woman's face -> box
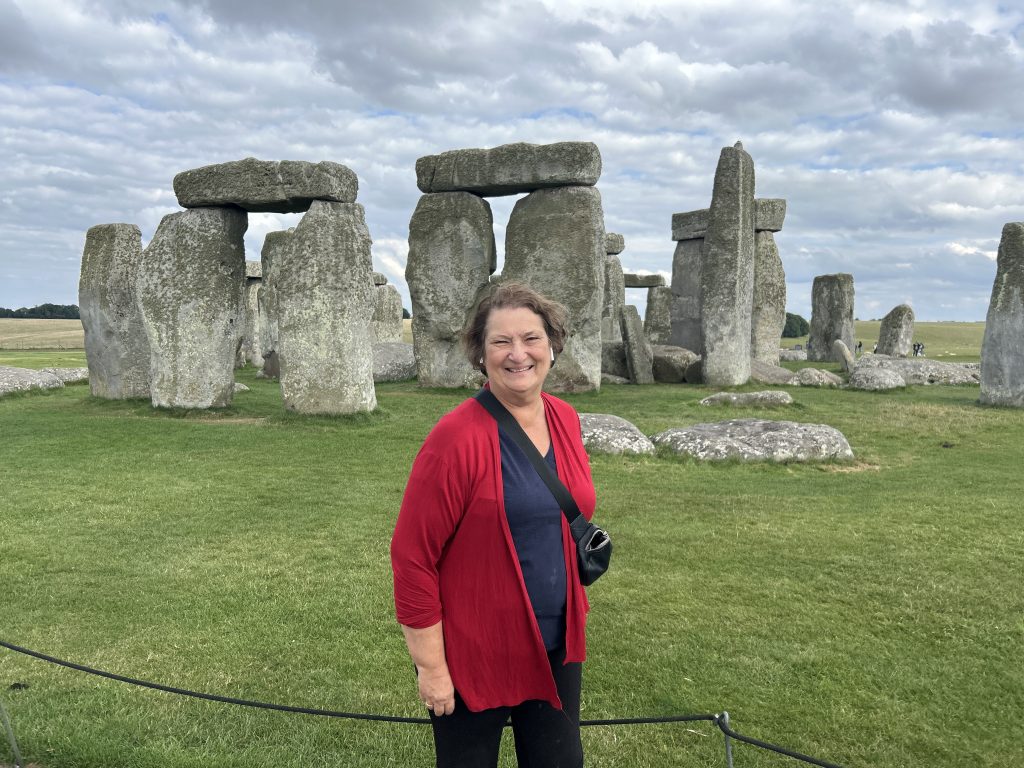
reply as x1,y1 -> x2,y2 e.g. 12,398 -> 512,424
482,306 -> 552,405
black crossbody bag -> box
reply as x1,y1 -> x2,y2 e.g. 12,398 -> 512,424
474,388 -> 611,586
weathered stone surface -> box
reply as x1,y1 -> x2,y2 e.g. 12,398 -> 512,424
233,382 -> 250,393
602,255 -> 625,343
276,201 -> 377,414
371,284 -> 404,343
601,341 -> 630,379
754,199 -> 787,232
876,304 -> 915,357
601,372 -> 630,385
651,345 -> 700,383
856,355 -> 979,386
669,238 -> 703,352
40,367 -> 89,384
416,141 -> 601,196
237,263 -> 263,368
137,208 -> 247,409
644,286 -> 672,344
808,273 -> 855,362
701,143 -> 755,386
651,418 -> 853,462
832,339 -> 856,373
847,366 -> 906,391
79,223 -> 150,399
749,358 -> 799,386
258,229 -> 291,379
173,158 -> 358,213
671,208 -> 709,241
794,368 -> 843,387
373,342 -> 417,382
620,305 -> 654,384
245,261 -> 262,279
373,271 -> 388,286
623,273 -> 665,288
779,348 -> 807,362
981,225 -> 1024,406
700,390 -> 793,407
604,233 -> 625,255
579,413 -> 656,455
751,231 -> 786,365
407,192 -> 496,388
0,366 -> 64,397
503,186 -> 605,392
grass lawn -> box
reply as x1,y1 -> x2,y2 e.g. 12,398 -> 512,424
1,355 -> 1022,768
783,321 -> 985,363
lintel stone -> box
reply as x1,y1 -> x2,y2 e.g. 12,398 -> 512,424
623,273 -> 665,288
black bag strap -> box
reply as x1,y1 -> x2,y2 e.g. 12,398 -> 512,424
473,389 -> 583,527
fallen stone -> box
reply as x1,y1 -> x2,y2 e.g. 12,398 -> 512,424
233,382 -> 250,393
604,233 -> 625,255
981,222 -> 1024,407
601,372 -> 630,385
0,366 -> 64,397
876,304 -> 915,357
623,273 -> 665,288
78,223 -> 150,399
407,192 -> 496,388
373,342 -> 417,382
416,141 -> 601,196
855,355 -> 979,386
794,368 -> 843,387
644,285 -> 673,344
778,348 -> 807,362
671,208 -> 709,241
754,199 -> 787,232
651,345 -> 700,383
173,158 -> 358,213
832,339 -> 856,373
503,186 -> 605,392
751,230 -> 786,366
749,358 -> 799,386
700,390 -> 793,407
808,273 -> 855,362
620,305 -> 654,384
651,418 -> 853,462
40,367 -> 89,384
847,367 -> 906,391
579,413 -> 656,455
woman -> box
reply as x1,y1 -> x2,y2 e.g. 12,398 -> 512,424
391,282 -> 596,768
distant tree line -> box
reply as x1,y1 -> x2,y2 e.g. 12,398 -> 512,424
782,312 -> 809,338
0,303 -> 80,319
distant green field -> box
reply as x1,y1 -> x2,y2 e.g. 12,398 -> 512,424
784,321 -> 985,362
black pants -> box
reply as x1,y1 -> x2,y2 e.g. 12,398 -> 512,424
429,648 -> 583,768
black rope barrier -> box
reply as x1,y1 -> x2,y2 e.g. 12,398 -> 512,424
0,639 -> 844,767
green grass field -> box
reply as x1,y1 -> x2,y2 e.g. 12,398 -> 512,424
783,321 -> 985,362
2,349 -> 1022,768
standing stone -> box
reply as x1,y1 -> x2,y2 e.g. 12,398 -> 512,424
503,186 -> 605,392
137,208 -> 247,408
700,143 -> 755,386
832,339 -> 856,373
602,255 -> 625,343
78,223 -> 150,399
276,201 -> 377,414
980,223 -> 1024,407
808,273 -> 855,362
750,231 -> 787,365
258,229 -> 290,379
407,192 -> 496,387
237,261 -> 263,368
620,306 -> 654,384
644,286 -> 672,344
371,284 -> 404,343
876,304 -> 915,357
670,237 -> 703,352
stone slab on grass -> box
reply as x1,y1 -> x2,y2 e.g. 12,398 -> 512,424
855,355 -> 979,386
847,366 -> 906,391
651,418 -> 853,462
579,413 -> 655,455
700,390 -> 793,407
0,366 -> 64,396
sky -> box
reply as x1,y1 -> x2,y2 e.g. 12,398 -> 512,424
1,0 -> 1022,322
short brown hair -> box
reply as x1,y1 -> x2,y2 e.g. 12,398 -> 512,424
463,281 -> 569,373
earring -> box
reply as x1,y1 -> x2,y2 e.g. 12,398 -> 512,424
550,348 -> 555,362
479,358 -> 484,365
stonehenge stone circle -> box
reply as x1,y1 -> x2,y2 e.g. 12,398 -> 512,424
832,339 -> 856,373
750,229 -> 786,365
808,273 -> 855,362
600,339 -> 630,380
373,342 -> 417,383
749,358 -> 799,386
173,158 -> 358,213
604,232 -> 625,255
876,304 -> 915,357
275,201 -> 377,414
669,236 -> 703,353
847,366 -> 906,391
754,199 -> 786,232
416,141 -> 601,196
503,185 -> 605,392
258,229 -> 290,379
623,273 -> 665,288
619,305 -> 654,384
371,283 -> 404,343
578,413 -> 656,455
137,207 -> 248,409
980,225 -> 1024,406
857,355 -> 979,386
407,192 -> 496,387
651,419 -> 853,462
644,285 -> 673,344
700,390 -> 793,407
237,260 -> 263,368
671,209 -> 709,241
700,142 -> 755,386
602,255 -> 626,343
79,223 -> 150,399
651,345 -> 700,383
793,368 -> 843,387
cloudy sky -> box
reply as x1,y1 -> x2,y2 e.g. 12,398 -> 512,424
2,0 -> 1022,321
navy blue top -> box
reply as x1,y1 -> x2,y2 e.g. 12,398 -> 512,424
499,426 -> 567,651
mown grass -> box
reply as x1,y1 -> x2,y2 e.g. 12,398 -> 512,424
784,321 -> 985,362
2,357 -> 1022,767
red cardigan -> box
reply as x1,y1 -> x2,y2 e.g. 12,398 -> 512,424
391,391 -> 596,712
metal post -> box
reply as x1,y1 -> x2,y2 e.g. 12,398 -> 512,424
0,697 -> 23,768
721,711 -> 734,768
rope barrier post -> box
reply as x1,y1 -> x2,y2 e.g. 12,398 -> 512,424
720,712 -> 734,768
0,696 -> 23,768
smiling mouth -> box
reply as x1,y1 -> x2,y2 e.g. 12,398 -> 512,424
505,365 -> 534,373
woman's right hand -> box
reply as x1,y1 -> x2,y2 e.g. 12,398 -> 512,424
418,664 -> 456,716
